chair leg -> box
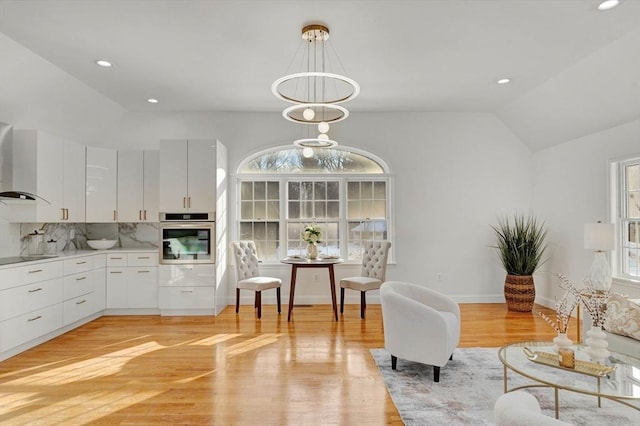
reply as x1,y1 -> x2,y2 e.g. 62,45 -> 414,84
235,288 -> 240,313
256,291 -> 262,319
340,288 -> 345,313
276,287 -> 281,314
433,366 -> 440,382
391,355 -> 397,370
450,353 -> 453,361
360,291 -> 366,319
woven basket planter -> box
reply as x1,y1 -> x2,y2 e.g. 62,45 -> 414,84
504,274 -> 535,312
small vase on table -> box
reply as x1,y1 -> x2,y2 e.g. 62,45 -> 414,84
552,332 -> 572,353
306,243 -> 318,259
585,325 -> 610,364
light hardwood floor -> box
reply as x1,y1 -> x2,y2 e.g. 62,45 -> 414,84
0,303 -> 577,425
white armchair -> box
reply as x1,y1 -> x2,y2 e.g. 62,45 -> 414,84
230,241 -> 281,319
380,281 -> 460,382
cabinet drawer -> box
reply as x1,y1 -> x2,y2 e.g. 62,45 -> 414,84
106,254 -> 127,267
0,278 -> 63,321
0,260 -> 63,291
63,270 -> 96,300
159,264 -> 215,287
127,252 -> 157,267
63,256 -> 94,275
159,286 -> 214,310
0,303 -> 63,352
63,292 -> 98,326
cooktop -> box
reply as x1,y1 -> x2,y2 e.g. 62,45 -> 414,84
0,256 -> 58,266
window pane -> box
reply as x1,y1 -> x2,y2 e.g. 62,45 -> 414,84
315,201 -> 326,218
241,182 -> 252,200
254,222 -> 266,240
267,182 -> 279,199
347,182 -> 359,199
301,201 -> 313,219
361,181 -> 373,200
288,182 -> 300,200
327,182 -> 339,199
240,222 -> 253,240
301,182 -> 313,200
288,201 -> 300,219
241,201 -> 253,220
348,200 -> 360,219
254,181 -> 266,200
266,222 -> 279,240
314,181 -> 326,199
327,201 -> 340,218
628,192 -> 640,218
374,181 -> 386,199
267,201 -> 279,220
373,200 -> 386,218
255,201 -> 266,220
626,164 -> 639,191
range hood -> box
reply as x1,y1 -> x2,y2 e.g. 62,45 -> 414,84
0,121 -> 49,205
0,190 -> 50,203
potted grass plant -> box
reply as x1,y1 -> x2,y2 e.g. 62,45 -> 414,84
492,214 -> 548,312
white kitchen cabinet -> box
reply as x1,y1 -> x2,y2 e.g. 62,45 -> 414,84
86,146 -> 117,222
117,150 -> 159,222
62,254 -> 106,326
106,251 -> 158,312
158,263 -> 216,315
159,139 -> 216,212
10,130 -> 85,222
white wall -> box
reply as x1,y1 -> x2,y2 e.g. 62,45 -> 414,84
532,119 -> 640,306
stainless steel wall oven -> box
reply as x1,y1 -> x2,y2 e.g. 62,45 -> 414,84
159,212 -> 215,264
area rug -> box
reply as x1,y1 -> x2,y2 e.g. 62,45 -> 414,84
371,348 -> 640,425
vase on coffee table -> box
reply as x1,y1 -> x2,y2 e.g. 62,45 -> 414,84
585,325 -> 610,364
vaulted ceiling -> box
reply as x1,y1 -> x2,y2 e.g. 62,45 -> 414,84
0,0 -> 638,151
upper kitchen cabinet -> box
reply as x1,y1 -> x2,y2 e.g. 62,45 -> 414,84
159,140 -> 216,212
117,150 -> 159,222
11,130 -> 85,222
86,147 -> 117,222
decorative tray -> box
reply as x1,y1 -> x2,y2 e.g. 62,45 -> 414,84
522,347 -> 616,377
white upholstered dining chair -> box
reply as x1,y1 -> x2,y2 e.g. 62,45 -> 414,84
380,281 -> 460,382
340,240 -> 391,319
230,241 -> 281,319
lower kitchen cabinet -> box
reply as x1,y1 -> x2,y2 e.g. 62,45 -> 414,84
158,264 -> 216,315
106,251 -> 158,313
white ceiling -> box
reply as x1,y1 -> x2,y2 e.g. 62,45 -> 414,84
1,0 -> 639,150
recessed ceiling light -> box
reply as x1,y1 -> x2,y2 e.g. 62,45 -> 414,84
497,78 -> 511,85
598,0 -> 620,10
96,60 -> 112,67
147,98 -> 159,104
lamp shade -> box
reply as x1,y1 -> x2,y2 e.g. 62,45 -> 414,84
584,222 -> 615,251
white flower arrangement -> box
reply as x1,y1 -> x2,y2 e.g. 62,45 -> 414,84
302,224 -> 321,244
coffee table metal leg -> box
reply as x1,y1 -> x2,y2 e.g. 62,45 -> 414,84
554,387 -> 559,419
503,365 -> 507,393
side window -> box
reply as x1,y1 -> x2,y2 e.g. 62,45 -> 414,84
619,159 -> 640,278
239,180 -> 280,261
346,181 -> 388,260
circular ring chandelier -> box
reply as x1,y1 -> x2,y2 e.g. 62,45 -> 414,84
293,138 -> 338,149
282,103 -> 349,124
271,71 -> 360,105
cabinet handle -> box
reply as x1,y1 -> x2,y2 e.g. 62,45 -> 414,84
28,287 -> 43,293
65,208 -> 69,220
76,300 -> 87,305
183,197 -> 187,208
76,261 -> 87,265
61,208 -> 66,220
137,270 -> 150,273
181,290 -> 193,293
109,271 -> 123,274
113,210 -> 117,221
188,197 -> 191,208
28,315 -> 42,322
139,210 -> 142,221
110,257 -> 123,260
143,210 -> 147,221
28,269 -> 43,274
138,256 -> 150,259
76,276 -> 87,281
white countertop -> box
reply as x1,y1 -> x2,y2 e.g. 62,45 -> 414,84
0,248 -> 158,270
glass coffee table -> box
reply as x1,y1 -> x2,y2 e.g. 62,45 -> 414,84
498,341 -> 640,419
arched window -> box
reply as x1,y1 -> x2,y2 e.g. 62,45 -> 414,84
236,146 -> 391,262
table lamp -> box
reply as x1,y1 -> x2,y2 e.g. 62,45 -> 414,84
584,222 -> 615,291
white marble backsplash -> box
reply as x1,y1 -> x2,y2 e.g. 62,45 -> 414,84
19,222 -> 159,255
